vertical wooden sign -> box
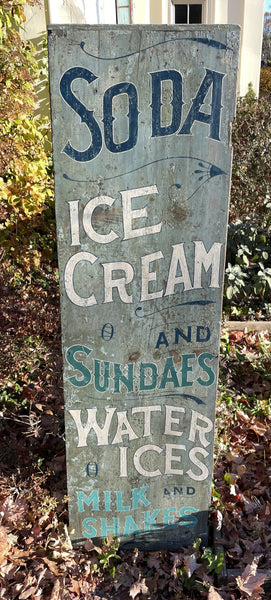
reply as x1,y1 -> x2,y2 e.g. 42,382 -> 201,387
48,25 -> 240,550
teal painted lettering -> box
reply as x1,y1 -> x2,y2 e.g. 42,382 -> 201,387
114,363 -> 134,392
60,67 -> 102,162
140,363 -> 158,390
197,353 -> 215,386
82,518 -> 97,538
151,70 -> 183,137
132,486 -> 150,509
66,345 -> 91,387
103,82 -> 138,153
124,516 -> 140,536
77,490 -> 99,512
181,353 -> 196,387
116,491 -> 130,511
144,510 -> 160,531
196,326 -> 210,342
164,507 -> 176,526
160,357 -> 179,389
94,359 -> 110,392
101,517 -> 120,537
104,491 -> 111,511
179,506 -> 198,526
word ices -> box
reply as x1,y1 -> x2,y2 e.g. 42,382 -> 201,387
78,486 -> 198,538
65,184 -> 222,307
60,66 -> 225,161
69,405 -> 213,480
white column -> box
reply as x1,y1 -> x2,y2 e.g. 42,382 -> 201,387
47,0 -> 88,24
145,0 -> 150,23
47,0 -> 60,23
100,0 -> 117,23
161,0 -> 168,24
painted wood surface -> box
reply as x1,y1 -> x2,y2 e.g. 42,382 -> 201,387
48,24 -> 240,550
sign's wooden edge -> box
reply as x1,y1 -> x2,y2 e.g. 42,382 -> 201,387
223,321 -> 271,332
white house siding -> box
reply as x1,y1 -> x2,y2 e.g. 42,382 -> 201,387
237,0 -> 265,97
23,0 -> 264,97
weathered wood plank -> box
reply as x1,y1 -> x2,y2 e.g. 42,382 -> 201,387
223,321 -> 271,332
48,24 -> 240,550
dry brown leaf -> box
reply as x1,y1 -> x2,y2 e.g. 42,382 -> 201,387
237,464 -> 247,478
250,420 -> 268,436
84,538 -> 102,554
43,557 -> 62,577
66,577 -> 80,595
243,496 -> 260,515
129,577 -> 149,599
170,551 -> 184,578
1,496 -> 27,524
50,579 -> 61,600
0,526 -> 17,562
18,573 -> 39,600
147,553 -> 161,570
236,409 -> 250,423
19,586 -> 39,600
208,586 -> 224,600
236,557 -> 267,597
183,552 -> 200,578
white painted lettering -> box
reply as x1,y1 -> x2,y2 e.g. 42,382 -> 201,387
121,185 -> 162,240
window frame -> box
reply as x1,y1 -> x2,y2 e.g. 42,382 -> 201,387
171,1 -> 206,25
115,0 -> 132,24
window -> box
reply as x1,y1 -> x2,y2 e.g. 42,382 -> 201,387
116,0 -> 132,24
172,2 -> 203,24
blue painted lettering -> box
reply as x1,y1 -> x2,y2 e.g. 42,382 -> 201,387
60,67 -> 102,161
60,67 -> 224,162
179,69 -> 225,140
151,70 -> 183,137
103,82 -> 138,152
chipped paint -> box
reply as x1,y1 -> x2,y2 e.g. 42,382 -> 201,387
48,24 -> 240,550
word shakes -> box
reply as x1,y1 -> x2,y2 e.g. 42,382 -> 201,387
77,486 -> 199,540
65,184 -> 222,307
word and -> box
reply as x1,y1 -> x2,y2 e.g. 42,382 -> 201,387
164,486 -> 195,496
155,326 -> 211,348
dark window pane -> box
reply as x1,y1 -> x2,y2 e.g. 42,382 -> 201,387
175,5 -> 188,23
189,5 -> 202,23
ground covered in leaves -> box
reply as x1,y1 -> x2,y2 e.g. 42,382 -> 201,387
0,259 -> 270,600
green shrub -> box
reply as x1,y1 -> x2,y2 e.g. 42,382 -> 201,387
0,0 -> 54,269
224,220 -> 271,318
230,95 -> 271,224
224,96 -> 271,318
260,66 -> 271,95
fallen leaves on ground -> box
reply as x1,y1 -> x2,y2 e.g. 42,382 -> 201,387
0,263 -> 270,599
236,557 -> 267,598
